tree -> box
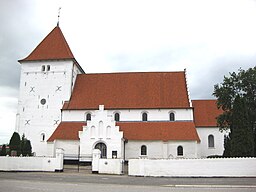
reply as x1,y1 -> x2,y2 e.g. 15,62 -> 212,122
0,144 -> 7,156
230,96 -> 254,157
223,135 -> 231,157
213,67 -> 256,156
19,134 -> 32,156
9,132 -> 21,156
20,134 -> 26,156
23,140 -> 32,156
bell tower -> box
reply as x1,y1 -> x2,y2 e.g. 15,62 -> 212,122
16,25 -> 84,156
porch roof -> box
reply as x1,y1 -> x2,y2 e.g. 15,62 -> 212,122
48,121 -> 200,142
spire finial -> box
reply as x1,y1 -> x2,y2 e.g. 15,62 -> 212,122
57,7 -> 61,26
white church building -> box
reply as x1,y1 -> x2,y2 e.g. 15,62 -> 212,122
15,25 -> 226,161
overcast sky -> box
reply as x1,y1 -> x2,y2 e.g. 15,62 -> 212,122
0,0 -> 256,144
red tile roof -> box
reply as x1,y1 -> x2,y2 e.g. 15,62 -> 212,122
47,121 -> 200,142
47,122 -> 86,142
19,26 -> 75,62
118,121 -> 200,142
63,71 -> 190,110
192,100 -> 223,127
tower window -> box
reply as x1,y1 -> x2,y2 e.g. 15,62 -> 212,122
41,65 -> 45,71
47,65 -> 50,71
41,133 -> 45,142
114,113 -> 120,121
40,99 -> 46,105
141,145 -> 147,156
142,112 -> 148,121
170,112 -> 175,121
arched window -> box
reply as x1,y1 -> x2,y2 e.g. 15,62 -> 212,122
142,112 -> 148,121
114,113 -> 120,121
208,135 -> 214,148
41,65 -> 45,72
170,112 -> 175,121
47,65 -> 50,71
95,142 -> 107,158
86,113 -> 91,121
40,133 -> 45,142
141,145 -> 147,155
177,146 -> 183,156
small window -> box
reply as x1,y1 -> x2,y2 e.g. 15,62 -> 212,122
141,145 -> 147,155
41,133 -> 45,142
114,113 -> 120,121
47,65 -> 50,71
170,112 -> 175,121
86,113 -> 91,121
112,151 -> 117,159
177,146 -> 183,156
208,135 -> 214,148
41,65 -> 45,71
142,112 -> 148,121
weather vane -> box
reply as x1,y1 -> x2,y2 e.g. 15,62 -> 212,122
57,7 -> 61,26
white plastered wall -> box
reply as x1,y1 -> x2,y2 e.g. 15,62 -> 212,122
62,108 -> 194,122
196,127 -> 228,158
125,140 -> 198,160
16,60 -> 83,156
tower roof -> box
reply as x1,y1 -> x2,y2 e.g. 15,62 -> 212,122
19,26 -> 75,62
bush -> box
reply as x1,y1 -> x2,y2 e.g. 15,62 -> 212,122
0,144 -> 7,156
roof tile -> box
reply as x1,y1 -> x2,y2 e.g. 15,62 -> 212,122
19,26 -> 75,62
118,121 -> 200,142
192,100 -> 223,127
47,121 -> 200,142
47,122 -> 85,142
64,72 -> 190,109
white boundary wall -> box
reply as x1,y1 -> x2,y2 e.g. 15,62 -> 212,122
129,158 -> 256,177
92,149 -> 123,174
99,159 -> 124,175
0,148 -> 64,172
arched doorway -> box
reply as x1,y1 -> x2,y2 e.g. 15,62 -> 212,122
95,142 -> 107,158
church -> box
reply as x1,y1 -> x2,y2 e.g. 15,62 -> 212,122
15,25 -> 226,161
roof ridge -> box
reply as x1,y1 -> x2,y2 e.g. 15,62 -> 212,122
81,71 -> 185,75
192,99 -> 217,101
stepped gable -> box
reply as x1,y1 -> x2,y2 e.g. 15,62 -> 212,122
64,71 -> 191,110
19,26 -> 75,62
192,99 -> 223,127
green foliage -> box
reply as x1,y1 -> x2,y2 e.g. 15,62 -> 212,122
230,96 -> 254,157
223,135 -> 231,157
20,134 -> 26,156
8,132 -> 32,156
23,140 -> 32,156
213,67 -> 256,131
9,132 -> 21,156
0,144 -> 7,156
213,67 -> 256,156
